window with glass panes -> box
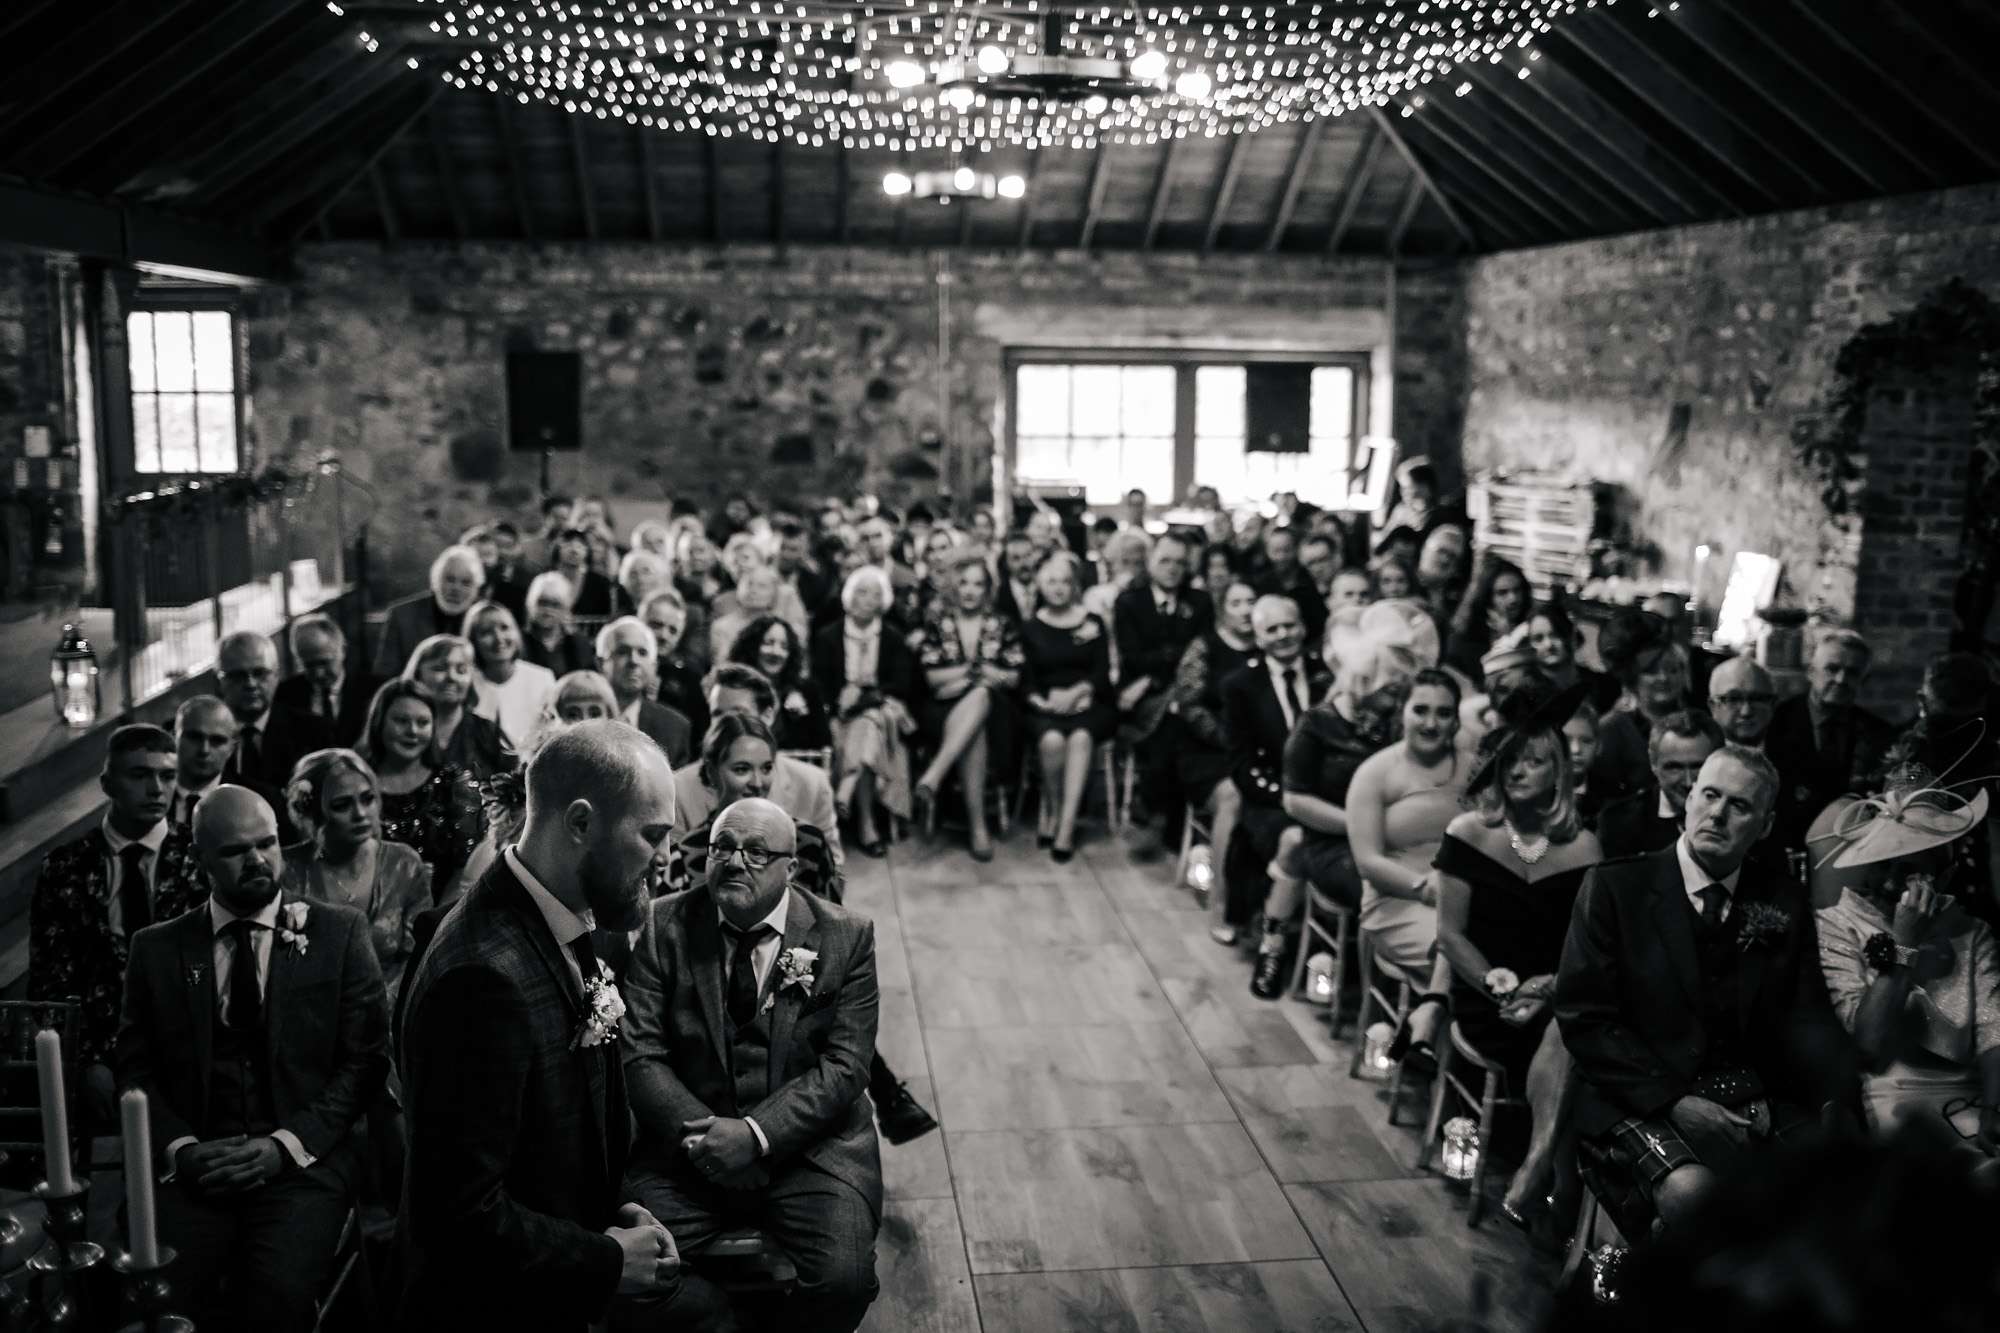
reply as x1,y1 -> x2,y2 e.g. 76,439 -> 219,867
1010,355 -> 1367,509
127,309 -> 240,474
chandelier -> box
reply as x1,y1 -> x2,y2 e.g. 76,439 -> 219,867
389,2 -> 1611,152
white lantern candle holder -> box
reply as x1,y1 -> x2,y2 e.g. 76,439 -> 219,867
1304,952 -> 1336,1006
1441,1116 -> 1480,1182
1185,844 -> 1214,893
1359,1021 -> 1396,1080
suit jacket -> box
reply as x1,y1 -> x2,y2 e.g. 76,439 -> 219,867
30,826 -> 210,1067
1554,846 -> 1855,1139
114,895 -> 389,1173
1221,657 -> 1332,809
1764,695 -> 1895,855
373,592 -> 463,678
629,698 -> 694,767
1112,583 -> 1211,691
672,757 -> 841,865
397,862 -> 631,1332
273,670 -> 386,751
1253,566 -> 1329,654
1596,787 -> 1679,860
621,884 -> 882,1218
224,703 -> 334,796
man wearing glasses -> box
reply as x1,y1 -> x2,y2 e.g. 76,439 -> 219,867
216,631 -> 331,840
621,797 -> 882,1333
1706,656 -> 1779,750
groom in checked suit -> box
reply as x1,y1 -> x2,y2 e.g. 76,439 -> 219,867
115,786 -> 389,1333
623,796 -> 882,1333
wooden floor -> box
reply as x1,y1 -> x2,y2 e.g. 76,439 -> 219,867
852,830 -> 1555,1333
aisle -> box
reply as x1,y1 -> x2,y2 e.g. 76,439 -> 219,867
851,831 -> 1554,1333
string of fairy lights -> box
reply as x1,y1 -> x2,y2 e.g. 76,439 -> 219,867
338,1 -> 1629,155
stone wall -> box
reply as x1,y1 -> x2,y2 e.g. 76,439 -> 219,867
243,244 -> 1463,598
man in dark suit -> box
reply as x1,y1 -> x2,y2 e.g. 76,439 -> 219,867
1597,709 -> 1723,859
1114,532 -> 1211,847
167,695 -> 278,835
398,721 -> 706,1333
115,785 -> 389,1332
1764,629 -> 1895,859
995,531 -> 1040,624
1253,526 -> 1329,654
1221,596 -> 1332,997
1556,746 -> 1856,1239
599,616 -> 695,766
624,796 -> 882,1333
215,631 -> 332,800
775,519 -> 832,620
274,614 -> 383,751
31,725 -> 209,1091
373,543 -> 487,677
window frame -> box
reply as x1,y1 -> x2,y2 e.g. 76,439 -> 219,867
126,288 -> 246,478
1004,347 -> 1373,508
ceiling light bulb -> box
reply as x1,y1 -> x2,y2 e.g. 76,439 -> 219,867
1130,49 -> 1169,81
1174,69 -> 1212,99
997,173 -> 1026,199
953,166 -> 977,191
1082,93 -> 1109,116
976,45 -> 1009,76
944,84 -> 976,110
885,60 -> 924,89
882,171 -> 913,196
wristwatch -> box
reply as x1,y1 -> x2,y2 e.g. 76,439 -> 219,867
1862,932 -> 1918,972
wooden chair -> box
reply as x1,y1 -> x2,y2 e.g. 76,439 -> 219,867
311,1204 -> 378,1333
0,1001 -> 91,1183
1174,806 -> 1213,894
1290,885 -> 1356,1036
1416,1021 -> 1529,1227
1345,935 -> 1421,1125
780,747 -> 834,771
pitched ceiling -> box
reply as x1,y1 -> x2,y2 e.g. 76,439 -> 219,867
2,0 -> 1997,273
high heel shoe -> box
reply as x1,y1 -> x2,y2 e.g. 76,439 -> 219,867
1502,1194 -> 1570,1259
1387,992 -> 1451,1075
1051,841 -> 1074,864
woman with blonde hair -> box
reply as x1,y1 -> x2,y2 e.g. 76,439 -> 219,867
616,548 -> 670,617
911,547 -> 1024,860
812,565 -> 916,857
281,747 -> 431,998
462,600 -> 556,747
402,633 -> 516,780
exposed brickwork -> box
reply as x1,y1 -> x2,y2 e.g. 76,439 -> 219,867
0,243 -> 77,599
243,244 -> 1461,598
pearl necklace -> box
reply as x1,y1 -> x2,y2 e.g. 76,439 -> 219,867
1506,822 -> 1551,865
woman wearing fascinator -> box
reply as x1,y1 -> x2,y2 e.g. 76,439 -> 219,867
1813,766 -> 2000,1170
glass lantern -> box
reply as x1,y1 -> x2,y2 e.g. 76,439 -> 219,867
1185,844 -> 1214,893
50,624 -> 100,729
1304,951 -> 1336,1006
1441,1116 -> 1480,1181
1359,1021 -> 1396,1080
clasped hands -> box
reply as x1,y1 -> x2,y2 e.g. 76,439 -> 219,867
175,1135 -> 286,1194
1670,1093 -> 1772,1150
1034,683 -> 1095,716
680,1115 -> 763,1188
606,1202 -> 681,1295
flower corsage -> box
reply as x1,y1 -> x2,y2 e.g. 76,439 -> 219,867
1484,967 -> 1520,999
1736,902 -> 1792,952
574,961 -> 627,1049
761,947 -> 818,1015
277,902 -> 310,957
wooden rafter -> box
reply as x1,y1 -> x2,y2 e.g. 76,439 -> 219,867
569,116 -> 598,240
1202,134 -> 1250,252
367,163 -> 399,240
1014,153 -> 1041,251
0,0 -> 193,141
1324,126 -> 1383,253
0,179 -> 288,281
271,82 -> 443,242
1368,107 -> 1478,250
1077,144 -> 1112,249
1264,118 -> 1323,252
636,125 -> 661,242
428,107 -> 467,240
1404,96 -> 1598,235
1794,0 -> 2000,173
1142,138 -> 1180,250
1382,130 -> 1541,249
1387,177 -> 1426,257
190,45 -> 414,207
1459,62 -> 1672,226
1425,78 -> 1646,231
494,95 -> 534,240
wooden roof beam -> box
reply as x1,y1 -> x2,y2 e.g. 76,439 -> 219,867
0,179 -> 289,282
1202,134 -> 1250,253
569,116 -> 598,240
429,108 -> 467,241
1142,138 -> 1181,250
1387,178 -> 1426,258
1014,153 -> 1041,251
495,96 -> 534,240
1375,132 -> 1542,251
1405,94 -> 1605,235
1324,125 -> 1384,253
271,83 -> 443,243
1078,144 -> 1112,249
1368,106 -> 1479,250
1263,118 -> 1323,253
1458,62 -> 1675,226
0,0 -> 192,141
366,163 -> 399,241
1802,0 -> 2000,173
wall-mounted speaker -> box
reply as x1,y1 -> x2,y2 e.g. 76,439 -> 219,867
507,350 -> 582,452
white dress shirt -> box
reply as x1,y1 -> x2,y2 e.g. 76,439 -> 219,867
506,847 -> 596,990
1657,788 -> 1677,821
1674,835 -> 1743,924
717,886 -> 793,1157
1266,656 -> 1311,733
172,779 -> 220,830
101,817 -> 168,940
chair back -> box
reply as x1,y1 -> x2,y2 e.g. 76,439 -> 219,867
0,1001 -> 85,1160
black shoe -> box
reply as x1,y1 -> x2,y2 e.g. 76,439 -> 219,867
1250,945 -> 1292,1000
876,1082 -> 939,1145
1051,845 -> 1074,864
858,838 -> 888,859
1037,832 -> 1055,850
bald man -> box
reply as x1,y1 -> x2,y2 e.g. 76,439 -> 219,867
116,786 -> 388,1333
215,631 -> 331,804
1706,655 -> 1779,749
398,722 -> 710,1333
623,796 -> 883,1333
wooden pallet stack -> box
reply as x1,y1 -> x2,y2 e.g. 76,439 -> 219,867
1468,475 -> 1596,597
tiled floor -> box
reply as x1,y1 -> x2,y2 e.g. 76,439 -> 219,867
856,829 -> 1554,1333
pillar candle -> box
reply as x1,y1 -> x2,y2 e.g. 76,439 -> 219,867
121,1089 -> 161,1268
34,1028 -> 76,1194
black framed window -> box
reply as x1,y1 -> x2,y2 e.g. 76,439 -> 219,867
126,306 -> 241,474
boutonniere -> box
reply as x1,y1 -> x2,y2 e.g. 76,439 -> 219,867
186,964 -> 208,991
574,961 -> 627,1048
760,946 -> 818,1015
277,902 -> 310,957
1736,902 -> 1792,952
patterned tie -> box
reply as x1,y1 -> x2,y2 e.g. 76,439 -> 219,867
117,843 -> 152,937
223,919 -> 264,1031
723,923 -> 777,1029
1696,884 -> 1728,932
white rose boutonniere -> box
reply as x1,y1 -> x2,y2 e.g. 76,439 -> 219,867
575,961 -> 627,1049
277,901 -> 310,958
761,947 -> 819,1015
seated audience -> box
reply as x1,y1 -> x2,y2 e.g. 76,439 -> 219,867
1597,709 -> 1725,858
1556,745 -> 1856,1239
812,566 -> 918,858
375,543 -> 487,677
359,678 -> 485,903
116,785 -> 389,1333
673,665 -> 841,862
217,630 -> 333,811
1115,532 -> 1210,847
1381,455 -> 1440,538
1299,533 -> 1343,608
621,797 -> 883,1332
1814,770 -> 1999,1161
728,613 -> 831,752
485,519 -> 535,623
774,517 -> 832,615
1593,618 -> 1696,807
597,616 -> 695,765
457,673 -> 622,893
464,599 -> 558,747
31,725 -> 209,1092
1326,566 -> 1373,617
281,748 -> 430,1002
1524,602 -> 1620,714
1705,654 -> 1779,749
548,526 -> 616,619
1346,669 -> 1468,1061
1082,528 -> 1148,627
1199,542 -> 1238,596
1446,553 -> 1535,686
640,588 -> 711,744
171,694 -> 276,832
1254,525 -> 1329,655
994,530 -> 1041,624
403,632 -> 518,781
520,570 -> 597,677
1370,551 -> 1416,601
1882,652 -> 2000,923
1767,628 -> 1895,857
1020,551 -> 1115,862
1565,699 -> 1604,828
1415,524 -> 1471,628
710,563 -> 805,665
912,550 -> 1024,861
1221,596 -> 1333,977
277,613 -> 383,749
1433,678 -> 1602,1244
615,548 -> 669,618
1170,578 -> 1261,926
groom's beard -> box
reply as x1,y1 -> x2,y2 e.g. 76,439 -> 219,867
580,841 -> 649,933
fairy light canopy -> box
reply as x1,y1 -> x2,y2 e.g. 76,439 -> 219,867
376,0 -> 1618,152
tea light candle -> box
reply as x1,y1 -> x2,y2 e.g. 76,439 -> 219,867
121,1089 -> 161,1268
1304,952 -> 1336,1005
35,1028 -> 76,1194
1360,1021 -> 1395,1079
1441,1116 -> 1480,1181
1185,845 -> 1214,892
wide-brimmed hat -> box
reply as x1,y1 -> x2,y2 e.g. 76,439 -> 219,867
1328,598 -> 1441,674
1810,766 -> 1990,870
1479,623 -> 1537,681
1464,674 -> 1592,797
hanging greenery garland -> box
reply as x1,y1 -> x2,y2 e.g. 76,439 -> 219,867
102,458 -> 330,530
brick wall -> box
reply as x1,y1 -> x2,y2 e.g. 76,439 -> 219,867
0,244 -> 82,600
244,243 -> 1462,597
1462,182 -> 2000,713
